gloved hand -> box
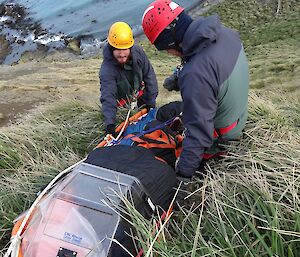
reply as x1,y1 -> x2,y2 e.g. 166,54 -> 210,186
163,72 -> 179,91
175,159 -> 192,182
105,124 -> 116,138
176,169 -> 192,183
175,166 -> 192,208
145,104 -> 155,112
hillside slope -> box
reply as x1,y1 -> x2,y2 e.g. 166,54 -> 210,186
0,0 -> 299,255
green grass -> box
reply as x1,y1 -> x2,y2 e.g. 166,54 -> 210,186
124,1 -> 300,256
0,101 -> 133,251
206,0 -> 300,50
0,0 -> 299,255
0,101 -> 103,249
124,91 -> 300,256
207,0 -> 300,97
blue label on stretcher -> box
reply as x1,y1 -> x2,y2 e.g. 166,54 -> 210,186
63,232 -> 82,245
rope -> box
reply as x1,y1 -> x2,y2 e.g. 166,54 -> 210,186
105,108 -> 131,146
5,158 -> 86,257
5,106 -> 180,256
112,115 -> 180,145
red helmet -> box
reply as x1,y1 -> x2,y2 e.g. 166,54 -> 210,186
142,0 -> 184,44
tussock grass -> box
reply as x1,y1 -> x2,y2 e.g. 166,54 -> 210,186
0,0 -> 299,255
0,100 -> 134,251
123,92 -> 300,256
207,0 -> 300,96
0,101 -> 103,249
121,1 -> 300,256
206,0 -> 300,49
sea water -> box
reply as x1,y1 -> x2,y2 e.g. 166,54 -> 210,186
12,0 -> 201,37
0,0 -> 202,64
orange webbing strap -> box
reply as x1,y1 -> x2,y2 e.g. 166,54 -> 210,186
116,108 -> 148,133
11,220 -> 24,257
128,130 -> 176,150
203,120 -> 238,159
11,214 -> 33,257
12,218 -> 23,237
135,140 -> 175,149
141,130 -> 173,143
154,156 -> 168,164
203,151 -> 227,160
96,108 -> 148,148
129,130 -> 184,159
174,134 -> 183,158
96,134 -> 114,148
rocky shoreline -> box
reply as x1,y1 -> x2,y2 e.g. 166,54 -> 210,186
0,3 -> 79,65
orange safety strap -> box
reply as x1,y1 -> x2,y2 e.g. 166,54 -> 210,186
203,151 -> 227,160
129,134 -> 175,150
203,120 -> 238,159
174,134 -> 183,158
154,156 -> 168,164
128,129 -> 177,149
138,130 -> 183,158
116,108 -> 148,133
140,129 -> 173,143
96,108 -> 148,148
11,211 -> 36,257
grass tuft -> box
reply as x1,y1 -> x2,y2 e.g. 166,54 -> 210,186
0,0 -> 299,255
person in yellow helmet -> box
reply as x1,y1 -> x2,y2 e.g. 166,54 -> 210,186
99,21 -> 158,137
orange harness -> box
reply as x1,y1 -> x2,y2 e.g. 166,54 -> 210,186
125,129 -> 183,160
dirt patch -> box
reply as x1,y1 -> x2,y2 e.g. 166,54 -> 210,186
0,50 -> 101,127
0,101 -> 38,126
0,86 -> 59,127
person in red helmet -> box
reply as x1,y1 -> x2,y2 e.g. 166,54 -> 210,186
142,1 -> 249,180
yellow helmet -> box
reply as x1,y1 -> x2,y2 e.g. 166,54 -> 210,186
107,22 -> 134,49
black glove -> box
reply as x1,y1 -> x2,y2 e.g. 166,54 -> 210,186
163,73 -> 179,91
176,171 -> 192,182
105,124 -> 116,137
175,168 -> 192,208
175,165 -> 192,182
145,104 -> 155,112
177,174 -> 192,183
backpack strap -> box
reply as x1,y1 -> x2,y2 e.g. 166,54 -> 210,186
131,134 -> 175,149
125,129 -> 179,151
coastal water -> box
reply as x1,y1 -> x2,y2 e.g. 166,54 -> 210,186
12,0 -> 201,37
0,0 -> 203,64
